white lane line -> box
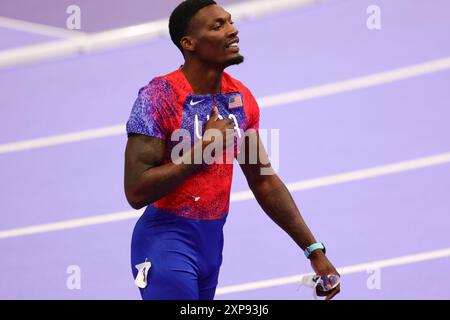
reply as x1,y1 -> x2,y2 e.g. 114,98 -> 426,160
0,0 -> 317,68
0,125 -> 125,154
258,56 -> 450,108
1,151 -> 449,239
0,16 -> 86,39
230,151 -> 450,202
0,210 -> 143,239
215,248 -> 450,295
1,56 -> 450,155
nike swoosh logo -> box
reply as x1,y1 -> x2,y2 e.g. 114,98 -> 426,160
190,99 -> 204,106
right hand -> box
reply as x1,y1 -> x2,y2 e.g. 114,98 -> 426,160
203,106 -> 235,152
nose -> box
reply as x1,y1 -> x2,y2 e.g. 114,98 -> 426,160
227,22 -> 239,38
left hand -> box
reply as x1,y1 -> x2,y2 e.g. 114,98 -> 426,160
309,251 -> 341,300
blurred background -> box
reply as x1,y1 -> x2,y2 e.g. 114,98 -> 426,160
1,0 -> 449,299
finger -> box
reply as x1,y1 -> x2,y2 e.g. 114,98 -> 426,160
324,276 -> 334,290
315,287 -> 327,297
210,106 -> 219,121
325,286 -> 340,300
324,273 -> 340,289
325,290 -> 339,300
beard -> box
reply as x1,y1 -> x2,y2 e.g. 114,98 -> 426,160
224,54 -> 244,68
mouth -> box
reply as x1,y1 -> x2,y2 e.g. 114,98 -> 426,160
226,38 -> 240,52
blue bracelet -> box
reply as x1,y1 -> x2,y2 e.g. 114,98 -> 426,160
304,242 -> 326,259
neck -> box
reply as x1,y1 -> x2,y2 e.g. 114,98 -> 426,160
181,59 -> 223,95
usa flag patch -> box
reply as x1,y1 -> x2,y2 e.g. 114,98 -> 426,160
228,94 -> 243,109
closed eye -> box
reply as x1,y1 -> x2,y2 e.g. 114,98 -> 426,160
211,14 -> 233,30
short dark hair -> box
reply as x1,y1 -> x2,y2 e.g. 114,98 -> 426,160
169,0 -> 217,53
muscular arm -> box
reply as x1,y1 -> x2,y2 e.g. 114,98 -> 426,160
239,131 -> 340,299
124,134 -> 202,209
238,132 -> 317,251
124,106 -> 234,209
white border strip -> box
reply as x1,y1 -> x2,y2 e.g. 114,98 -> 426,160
1,56 -> 449,155
0,16 -> 86,39
215,248 -> 450,295
1,151 -> 449,239
0,0 -> 317,68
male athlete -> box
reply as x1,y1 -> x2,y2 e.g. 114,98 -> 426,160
124,0 -> 340,300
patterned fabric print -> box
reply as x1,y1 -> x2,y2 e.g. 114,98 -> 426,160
239,85 -> 260,132
126,69 -> 260,220
153,92 -> 248,220
215,93 -> 247,157
126,77 -> 179,141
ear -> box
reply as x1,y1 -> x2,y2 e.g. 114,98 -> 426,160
181,36 -> 196,53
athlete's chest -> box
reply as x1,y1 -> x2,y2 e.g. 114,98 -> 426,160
179,93 -> 247,139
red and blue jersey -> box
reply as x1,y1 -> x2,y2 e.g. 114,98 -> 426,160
126,68 -> 260,220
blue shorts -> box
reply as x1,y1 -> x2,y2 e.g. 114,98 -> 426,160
131,205 -> 227,300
